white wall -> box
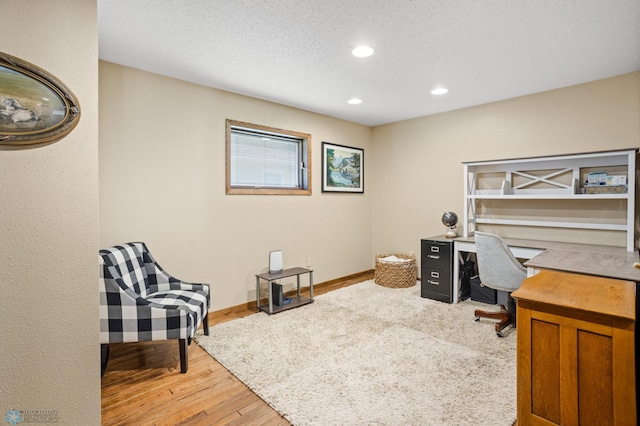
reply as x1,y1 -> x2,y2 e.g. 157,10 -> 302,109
0,1 -> 100,424
371,72 -> 640,261
99,62 -> 373,310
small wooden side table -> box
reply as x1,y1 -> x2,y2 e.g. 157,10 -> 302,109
255,267 -> 313,314
512,270 -> 636,426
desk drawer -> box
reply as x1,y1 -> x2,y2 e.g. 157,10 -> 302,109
421,267 -> 452,301
421,240 -> 452,270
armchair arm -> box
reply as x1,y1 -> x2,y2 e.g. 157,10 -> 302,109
147,275 -> 210,294
146,277 -> 210,323
134,247 -> 210,330
141,247 -> 210,300
100,275 -> 202,343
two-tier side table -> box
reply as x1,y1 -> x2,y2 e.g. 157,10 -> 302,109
255,267 -> 314,314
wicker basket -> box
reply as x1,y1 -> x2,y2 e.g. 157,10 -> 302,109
374,253 -> 417,288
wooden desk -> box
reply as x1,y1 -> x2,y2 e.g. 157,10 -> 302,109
452,236 -> 639,423
512,270 -> 636,425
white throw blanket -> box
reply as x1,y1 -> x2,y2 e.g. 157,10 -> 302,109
379,255 -> 412,262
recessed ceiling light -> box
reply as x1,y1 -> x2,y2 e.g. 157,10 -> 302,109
431,87 -> 448,95
352,46 -> 374,58
348,98 -> 363,105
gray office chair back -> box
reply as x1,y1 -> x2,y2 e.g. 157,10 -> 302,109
474,231 -> 527,292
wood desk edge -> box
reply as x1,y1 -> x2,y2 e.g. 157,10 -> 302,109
512,270 -> 635,321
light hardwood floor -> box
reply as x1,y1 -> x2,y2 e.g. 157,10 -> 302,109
101,270 -> 374,426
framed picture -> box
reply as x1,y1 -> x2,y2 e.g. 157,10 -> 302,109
0,52 -> 80,147
322,142 -> 364,193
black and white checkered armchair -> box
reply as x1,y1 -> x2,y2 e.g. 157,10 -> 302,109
99,242 -> 210,376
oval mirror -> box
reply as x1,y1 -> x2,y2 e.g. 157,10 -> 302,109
0,52 -> 80,147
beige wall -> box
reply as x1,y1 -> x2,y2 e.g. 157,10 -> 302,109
99,62 -> 373,310
100,64 -> 640,310
0,1 -> 100,424
372,72 -> 640,261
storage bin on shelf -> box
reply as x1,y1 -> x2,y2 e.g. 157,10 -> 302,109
374,253 -> 417,288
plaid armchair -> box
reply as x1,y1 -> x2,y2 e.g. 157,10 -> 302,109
99,242 -> 210,375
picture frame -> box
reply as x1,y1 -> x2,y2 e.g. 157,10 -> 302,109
0,52 -> 81,147
322,142 -> 364,193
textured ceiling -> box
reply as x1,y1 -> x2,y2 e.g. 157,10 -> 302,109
98,0 -> 640,127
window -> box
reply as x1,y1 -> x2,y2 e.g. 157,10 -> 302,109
226,119 -> 311,195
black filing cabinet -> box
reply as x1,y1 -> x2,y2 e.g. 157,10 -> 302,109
421,236 -> 453,303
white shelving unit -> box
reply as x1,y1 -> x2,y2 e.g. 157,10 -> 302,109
463,148 -> 637,251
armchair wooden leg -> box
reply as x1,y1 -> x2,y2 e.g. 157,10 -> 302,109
179,339 -> 188,373
101,344 -> 110,377
203,312 -> 209,336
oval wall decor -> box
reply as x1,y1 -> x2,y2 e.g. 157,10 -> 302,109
0,52 -> 80,147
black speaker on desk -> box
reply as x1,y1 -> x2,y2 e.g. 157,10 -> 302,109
271,282 -> 284,306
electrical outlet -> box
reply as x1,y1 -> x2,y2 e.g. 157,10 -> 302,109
306,257 -> 312,267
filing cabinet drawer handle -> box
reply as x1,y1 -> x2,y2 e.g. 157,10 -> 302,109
427,280 -> 440,285
427,255 -> 440,260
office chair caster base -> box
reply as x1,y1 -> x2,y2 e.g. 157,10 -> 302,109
494,314 -> 514,337
474,305 -> 514,337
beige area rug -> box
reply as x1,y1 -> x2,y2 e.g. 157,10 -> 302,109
196,280 -> 516,425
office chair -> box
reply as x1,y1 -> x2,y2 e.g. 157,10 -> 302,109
473,231 -> 527,337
